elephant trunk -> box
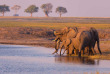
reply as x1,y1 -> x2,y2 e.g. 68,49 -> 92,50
55,40 -> 58,50
55,37 -> 60,49
52,50 -> 58,54
53,38 -> 60,54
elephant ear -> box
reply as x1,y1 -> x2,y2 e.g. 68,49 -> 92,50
54,27 -> 69,36
62,27 -> 70,35
67,27 -> 78,38
72,27 -> 78,37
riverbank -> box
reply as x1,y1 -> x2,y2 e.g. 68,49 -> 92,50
0,38 -> 55,48
0,27 -> 109,59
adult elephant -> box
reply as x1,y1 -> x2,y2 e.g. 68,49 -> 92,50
53,27 -> 102,56
88,27 -> 102,54
52,27 -> 78,54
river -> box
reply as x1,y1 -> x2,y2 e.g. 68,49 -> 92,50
0,44 -> 110,74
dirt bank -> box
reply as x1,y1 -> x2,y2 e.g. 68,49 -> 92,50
0,27 -> 109,47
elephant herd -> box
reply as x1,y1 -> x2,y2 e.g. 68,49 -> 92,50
52,27 -> 102,57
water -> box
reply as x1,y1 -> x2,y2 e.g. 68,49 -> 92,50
0,45 -> 110,74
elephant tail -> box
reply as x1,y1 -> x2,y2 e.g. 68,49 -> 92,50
97,37 -> 102,55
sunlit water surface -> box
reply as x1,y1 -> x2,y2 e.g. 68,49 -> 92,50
0,45 -> 110,74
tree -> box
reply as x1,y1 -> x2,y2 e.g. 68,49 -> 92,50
11,5 -> 21,16
41,3 -> 53,17
25,5 -> 39,17
0,4 -> 10,16
56,6 -> 67,17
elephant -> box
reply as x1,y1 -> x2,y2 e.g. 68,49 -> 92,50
52,27 -> 78,54
87,27 -> 102,54
60,31 -> 95,57
53,27 -> 102,56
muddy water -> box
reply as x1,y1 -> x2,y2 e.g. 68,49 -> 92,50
0,45 -> 110,74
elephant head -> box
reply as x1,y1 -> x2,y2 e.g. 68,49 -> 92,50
54,27 -> 78,38
53,27 -> 78,54
54,27 -> 69,36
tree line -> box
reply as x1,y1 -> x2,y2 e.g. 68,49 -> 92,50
0,3 -> 67,17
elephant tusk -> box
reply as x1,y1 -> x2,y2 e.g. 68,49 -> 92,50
52,40 -> 55,41
54,31 -> 61,35
54,31 -> 57,35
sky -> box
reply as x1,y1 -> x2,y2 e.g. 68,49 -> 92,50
0,0 -> 110,17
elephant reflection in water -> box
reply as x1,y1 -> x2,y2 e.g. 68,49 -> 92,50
55,56 -> 99,65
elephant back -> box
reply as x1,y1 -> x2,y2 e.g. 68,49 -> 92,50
78,31 -> 92,43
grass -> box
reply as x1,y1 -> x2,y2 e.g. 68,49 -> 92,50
101,40 -> 110,43
0,17 -> 110,29
0,21 -> 110,29
89,55 -> 110,60
70,54 -> 110,60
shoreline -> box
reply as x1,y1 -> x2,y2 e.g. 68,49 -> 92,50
0,39 -> 55,48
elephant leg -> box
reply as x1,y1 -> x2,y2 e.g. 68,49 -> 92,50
78,52 -> 81,57
88,46 -> 95,55
62,45 -> 68,55
88,46 -> 93,55
68,45 -> 74,56
60,41 -> 65,56
83,49 -> 85,55
74,49 -> 79,55
66,50 -> 69,54
91,47 -> 96,55
74,49 -> 77,55
85,47 -> 90,55
78,43 -> 83,57
62,50 -> 66,55
93,41 -> 96,54
78,40 -> 86,57
85,47 -> 89,55
92,46 -> 96,54
60,46 -> 63,56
